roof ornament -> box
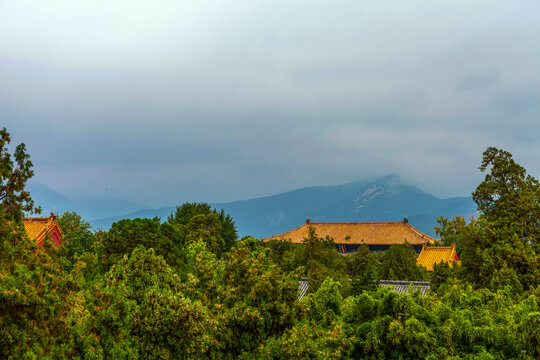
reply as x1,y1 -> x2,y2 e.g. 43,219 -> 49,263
403,217 -> 408,224
306,218 -> 310,225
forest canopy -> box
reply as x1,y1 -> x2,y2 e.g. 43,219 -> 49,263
0,127 -> 538,359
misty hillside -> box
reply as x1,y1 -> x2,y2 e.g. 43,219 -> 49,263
27,183 -> 143,220
88,174 -> 477,237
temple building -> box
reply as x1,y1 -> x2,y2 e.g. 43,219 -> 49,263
23,213 -> 63,247
262,218 -> 436,254
416,243 -> 460,271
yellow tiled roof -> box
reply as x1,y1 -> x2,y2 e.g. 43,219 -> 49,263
416,244 -> 459,271
23,214 -> 61,242
262,220 -> 436,246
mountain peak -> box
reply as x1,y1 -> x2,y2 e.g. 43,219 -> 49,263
381,173 -> 401,185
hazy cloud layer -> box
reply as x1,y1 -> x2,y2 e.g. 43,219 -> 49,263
2,1 -> 539,206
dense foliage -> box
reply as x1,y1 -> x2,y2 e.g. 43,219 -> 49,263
101,218 -> 186,272
0,127 -> 40,242
437,147 -> 540,293
168,202 -> 238,253
0,128 -> 538,359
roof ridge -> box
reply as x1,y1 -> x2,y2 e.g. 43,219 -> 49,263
417,244 -> 458,271
309,221 -> 405,225
262,220 -> 436,245
23,215 -> 62,242
404,222 -> 437,241
261,221 -> 410,241
261,222 -> 309,241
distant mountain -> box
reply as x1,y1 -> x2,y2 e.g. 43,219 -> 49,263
27,182 -> 143,221
90,207 -> 176,230
27,183 -> 76,215
89,175 -> 478,237
71,198 -> 143,220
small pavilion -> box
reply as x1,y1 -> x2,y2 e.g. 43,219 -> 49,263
416,244 -> 460,271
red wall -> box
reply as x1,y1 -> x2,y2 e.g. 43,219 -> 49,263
37,225 -> 63,247
50,226 -> 63,247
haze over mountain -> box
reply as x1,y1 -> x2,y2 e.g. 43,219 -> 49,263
210,174 -> 477,238
30,174 -> 477,238
27,183 -> 142,220
4,2 -> 540,207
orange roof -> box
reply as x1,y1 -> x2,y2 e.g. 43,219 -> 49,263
416,244 -> 459,271
23,214 -> 62,243
262,219 -> 436,246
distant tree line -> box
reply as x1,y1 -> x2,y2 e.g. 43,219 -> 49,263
0,126 -> 538,359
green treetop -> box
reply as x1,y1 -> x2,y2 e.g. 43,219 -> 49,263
472,146 -> 539,249
0,127 -> 40,240
168,202 -> 238,253
460,147 -> 539,292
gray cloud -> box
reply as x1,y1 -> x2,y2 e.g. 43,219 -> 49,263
456,70 -> 500,91
1,1 -> 539,206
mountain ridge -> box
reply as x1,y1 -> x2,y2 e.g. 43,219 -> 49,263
87,175 -> 477,237
27,182 -> 143,220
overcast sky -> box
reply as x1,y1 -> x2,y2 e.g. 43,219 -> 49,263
2,0 -> 539,207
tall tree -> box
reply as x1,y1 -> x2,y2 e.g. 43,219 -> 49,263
462,147 -> 539,292
184,213 -> 225,256
378,242 -> 427,281
57,211 -> 92,236
434,215 -> 468,256
167,202 -> 213,225
168,202 -> 238,252
0,129 -> 81,358
0,127 -> 40,240
296,227 -> 349,294
57,211 -> 97,265
472,147 -> 539,250
348,243 -> 379,294
101,218 -> 185,272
